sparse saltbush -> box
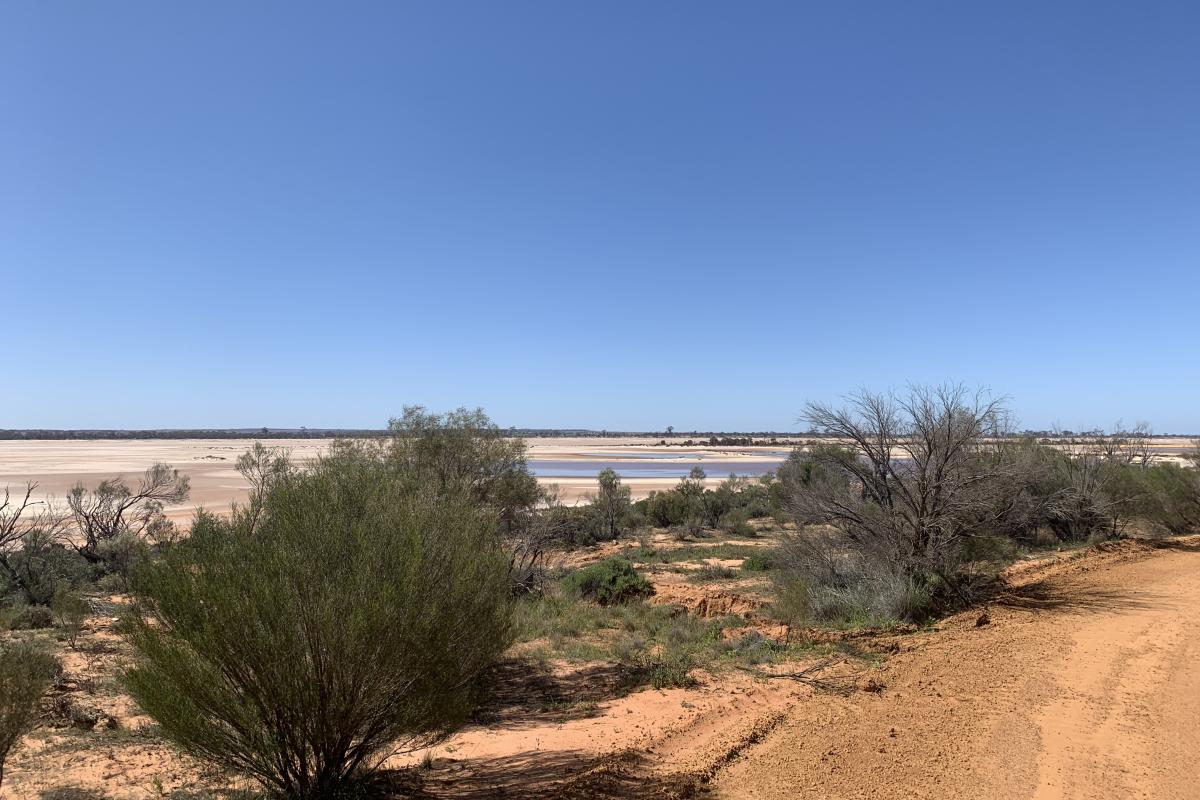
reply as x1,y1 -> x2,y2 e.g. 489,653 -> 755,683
725,630 -> 772,665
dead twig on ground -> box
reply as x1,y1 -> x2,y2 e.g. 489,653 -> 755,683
737,657 -> 862,695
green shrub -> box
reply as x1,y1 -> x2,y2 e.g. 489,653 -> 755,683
123,449 -> 513,800
805,575 -> 933,627
718,508 -> 754,537
649,650 -> 696,689
0,641 -> 58,788
5,530 -> 92,607
770,577 -> 810,628
688,563 -> 737,582
592,469 -> 632,541
53,585 -> 90,648
1136,463 -> 1200,534
633,648 -> 696,689
94,531 -> 149,590
740,550 -> 776,572
7,604 -> 54,630
642,490 -> 696,528
562,558 -> 654,606
96,573 -> 127,594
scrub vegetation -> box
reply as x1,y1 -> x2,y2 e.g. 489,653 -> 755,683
0,394 -> 1197,797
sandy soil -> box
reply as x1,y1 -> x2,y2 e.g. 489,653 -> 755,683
708,537 -> 1200,800
9,535 -> 1197,799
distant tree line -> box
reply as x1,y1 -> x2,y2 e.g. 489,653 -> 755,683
0,429 -> 387,441
0,428 -> 817,442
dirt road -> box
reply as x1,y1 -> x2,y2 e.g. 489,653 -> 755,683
708,538 -> 1200,799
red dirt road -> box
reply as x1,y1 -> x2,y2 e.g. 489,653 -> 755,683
709,539 -> 1200,799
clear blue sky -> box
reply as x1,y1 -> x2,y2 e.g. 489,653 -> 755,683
3,2 -> 1198,432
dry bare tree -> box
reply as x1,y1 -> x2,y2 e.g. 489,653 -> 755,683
507,485 -> 569,594
1185,439 -> 1200,469
783,384 -> 1018,601
0,485 -> 40,554
1047,425 -> 1150,540
66,463 -> 189,565
1127,422 -> 1156,468
1094,421 -> 1155,468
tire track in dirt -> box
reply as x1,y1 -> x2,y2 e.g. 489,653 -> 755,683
705,538 -> 1200,800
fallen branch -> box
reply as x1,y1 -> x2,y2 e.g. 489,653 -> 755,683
737,657 -> 862,695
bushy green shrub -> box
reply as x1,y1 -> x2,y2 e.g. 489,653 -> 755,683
562,558 -> 654,606
94,531 -> 149,591
123,449 -> 513,800
718,508 -> 754,537
5,530 -> 91,607
0,641 -> 58,788
641,490 -> 695,528
7,604 -> 54,630
804,574 -> 932,627
770,577 -> 810,628
740,549 -> 776,572
592,469 -> 632,541
1134,463 -> 1200,534
643,648 -> 696,689
621,646 -> 696,689
631,473 -> 784,532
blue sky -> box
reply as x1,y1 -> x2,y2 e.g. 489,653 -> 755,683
3,2 -> 1198,432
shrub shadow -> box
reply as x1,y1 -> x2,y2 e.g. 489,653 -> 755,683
379,749 -> 696,799
1146,537 -> 1200,554
993,580 -> 1161,615
470,659 -> 631,728
40,789 -> 111,800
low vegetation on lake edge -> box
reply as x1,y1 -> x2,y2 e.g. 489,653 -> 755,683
0,390 -> 1197,797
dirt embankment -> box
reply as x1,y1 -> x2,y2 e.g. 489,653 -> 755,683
411,536 -> 1200,799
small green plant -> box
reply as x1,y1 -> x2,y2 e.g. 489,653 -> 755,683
718,508 -> 754,537
741,550 -> 776,572
688,563 -> 737,582
96,573 -> 127,594
53,584 -> 90,648
770,577 -> 810,632
95,530 -> 149,591
636,528 -> 655,551
562,558 -> 654,606
635,648 -> 696,689
0,641 -> 58,788
7,604 -> 54,631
